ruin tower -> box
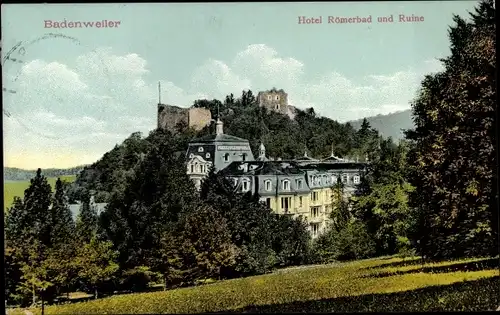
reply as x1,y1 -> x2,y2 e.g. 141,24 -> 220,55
257,88 -> 289,114
157,82 -> 211,131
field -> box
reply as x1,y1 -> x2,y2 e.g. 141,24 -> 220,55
12,255 -> 499,314
4,175 -> 76,211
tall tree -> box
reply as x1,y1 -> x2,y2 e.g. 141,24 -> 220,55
405,0 -> 497,259
50,178 -> 75,246
100,130 -> 197,269
75,193 -> 99,243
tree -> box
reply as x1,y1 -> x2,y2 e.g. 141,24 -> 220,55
100,130 -> 197,269
199,170 -> 277,276
50,178 -> 75,246
405,0 -> 496,259
75,237 -> 119,299
330,179 -> 350,233
176,204 -> 239,282
75,193 -> 99,243
272,215 -> 311,267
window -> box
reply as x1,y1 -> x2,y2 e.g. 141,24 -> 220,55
233,178 -> 238,186
311,223 -> 319,236
275,104 -> 280,110
331,175 -> 337,184
275,95 -> 280,100
296,179 -> 303,189
342,174 -> 348,184
282,179 -> 290,191
189,153 -> 194,158
265,180 -> 272,191
353,175 -> 360,184
224,153 -> 230,162
281,197 -> 291,213
268,95 -> 272,100
242,153 -> 247,161
200,165 -> 204,173
190,165 -> 194,173
266,198 -> 271,208
206,153 -> 211,159
242,179 -> 250,192
311,191 -> 318,201
299,196 -> 303,207
198,147 -> 204,152
311,207 -> 320,218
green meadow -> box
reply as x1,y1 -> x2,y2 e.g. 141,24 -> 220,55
11,255 -> 499,314
4,175 -> 76,211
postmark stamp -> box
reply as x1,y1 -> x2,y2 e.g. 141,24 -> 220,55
2,33 -> 111,140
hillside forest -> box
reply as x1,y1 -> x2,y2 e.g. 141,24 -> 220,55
4,0 -> 497,308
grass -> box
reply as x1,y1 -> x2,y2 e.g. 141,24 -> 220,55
12,255 -> 500,314
4,175 -> 76,211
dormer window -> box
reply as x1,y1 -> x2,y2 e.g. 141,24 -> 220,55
189,153 -> 194,158
282,179 -> 290,191
265,180 -> 272,191
224,153 -> 230,162
190,164 -> 194,173
296,179 -> 303,189
198,147 -> 204,152
353,175 -> 360,184
206,153 -> 211,159
342,174 -> 348,184
267,95 -> 272,100
242,153 -> 247,161
331,175 -> 337,185
275,95 -> 280,100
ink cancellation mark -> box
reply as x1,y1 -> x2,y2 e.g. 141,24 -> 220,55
2,33 -> 110,140
297,14 -> 424,24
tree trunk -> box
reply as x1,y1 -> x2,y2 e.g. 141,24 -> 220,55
94,288 -> 98,300
41,293 -> 45,315
32,284 -> 36,306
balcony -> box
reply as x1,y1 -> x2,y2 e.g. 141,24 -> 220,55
282,208 -> 294,215
309,216 -> 323,224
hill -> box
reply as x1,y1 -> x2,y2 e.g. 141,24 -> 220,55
12,256 -> 498,314
4,166 -> 86,181
69,90 -> 386,203
348,110 -> 414,141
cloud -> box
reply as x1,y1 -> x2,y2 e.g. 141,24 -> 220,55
192,44 -> 445,121
3,44 -> 445,169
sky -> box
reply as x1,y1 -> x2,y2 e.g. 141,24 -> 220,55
2,1 -> 479,169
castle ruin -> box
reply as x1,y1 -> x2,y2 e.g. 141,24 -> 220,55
157,104 -> 212,131
157,88 -> 297,132
257,88 -> 297,119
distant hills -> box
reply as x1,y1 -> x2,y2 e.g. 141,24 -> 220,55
348,109 -> 414,142
4,166 -> 87,181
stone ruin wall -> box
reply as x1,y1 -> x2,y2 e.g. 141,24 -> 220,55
257,89 -> 297,120
188,107 -> 212,131
157,104 -> 211,131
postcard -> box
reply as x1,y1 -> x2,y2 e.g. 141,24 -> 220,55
2,1 -> 497,314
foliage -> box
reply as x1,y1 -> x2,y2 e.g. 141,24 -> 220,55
405,0 -> 497,259
100,129 -> 197,270
75,237 -> 119,299
312,220 -> 376,263
175,204 -> 239,282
